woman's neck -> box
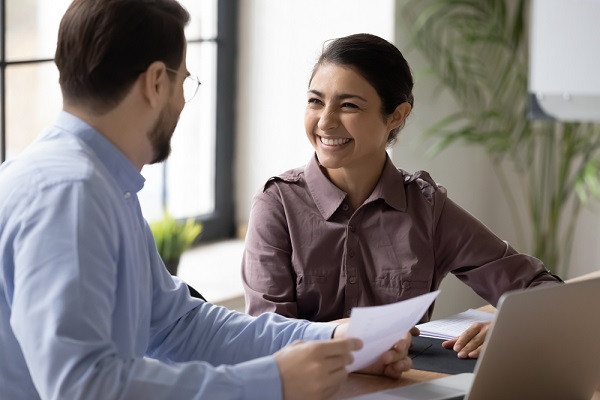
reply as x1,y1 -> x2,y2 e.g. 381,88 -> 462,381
324,154 -> 387,211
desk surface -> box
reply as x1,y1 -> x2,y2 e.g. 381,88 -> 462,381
335,366 -> 600,399
334,369 -> 445,399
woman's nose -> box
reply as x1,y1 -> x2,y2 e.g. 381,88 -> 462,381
317,108 -> 339,131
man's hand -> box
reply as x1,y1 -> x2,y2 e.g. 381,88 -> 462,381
442,321 -> 491,359
273,338 -> 362,400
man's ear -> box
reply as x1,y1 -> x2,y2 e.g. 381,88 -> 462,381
141,61 -> 170,109
388,102 -> 412,131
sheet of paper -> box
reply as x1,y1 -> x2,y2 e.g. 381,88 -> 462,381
345,290 -> 439,372
416,308 -> 495,340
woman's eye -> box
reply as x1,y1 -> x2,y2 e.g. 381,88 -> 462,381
341,102 -> 358,109
307,98 -> 323,106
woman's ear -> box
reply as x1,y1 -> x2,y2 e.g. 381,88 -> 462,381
140,61 -> 170,109
388,102 -> 412,131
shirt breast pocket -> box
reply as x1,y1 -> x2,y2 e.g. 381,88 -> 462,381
375,271 -> 429,302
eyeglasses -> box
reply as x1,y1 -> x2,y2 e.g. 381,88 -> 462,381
166,67 -> 201,103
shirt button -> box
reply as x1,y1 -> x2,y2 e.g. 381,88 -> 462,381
124,192 -> 131,199
349,276 -> 357,284
349,225 -> 355,232
402,281 -> 411,289
346,310 -> 352,317
348,250 -> 355,258
342,204 -> 349,211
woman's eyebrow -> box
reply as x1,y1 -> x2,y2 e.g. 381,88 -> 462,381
307,89 -> 367,102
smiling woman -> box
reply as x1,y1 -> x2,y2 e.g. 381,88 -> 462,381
241,32 -> 562,360
305,63 -> 411,210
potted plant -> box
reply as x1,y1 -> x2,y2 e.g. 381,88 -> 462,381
399,0 -> 600,276
150,211 -> 203,276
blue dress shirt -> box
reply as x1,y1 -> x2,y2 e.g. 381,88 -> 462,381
0,111 -> 335,399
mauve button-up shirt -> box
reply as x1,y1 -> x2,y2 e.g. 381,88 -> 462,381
242,154 -> 562,322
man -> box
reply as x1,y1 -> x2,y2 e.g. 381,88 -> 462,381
0,1 -> 412,399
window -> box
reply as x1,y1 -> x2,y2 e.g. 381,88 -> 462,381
0,0 -> 237,242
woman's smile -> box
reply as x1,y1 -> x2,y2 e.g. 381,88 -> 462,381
318,135 -> 352,146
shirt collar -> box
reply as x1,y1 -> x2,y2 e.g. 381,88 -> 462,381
369,154 -> 408,212
305,153 -> 408,220
304,154 -> 346,220
55,111 -> 145,194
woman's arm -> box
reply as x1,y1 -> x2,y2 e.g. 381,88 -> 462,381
242,188 -> 300,317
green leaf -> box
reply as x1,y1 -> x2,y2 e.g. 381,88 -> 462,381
150,210 -> 203,263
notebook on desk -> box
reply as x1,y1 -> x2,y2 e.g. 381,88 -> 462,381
350,277 -> 600,400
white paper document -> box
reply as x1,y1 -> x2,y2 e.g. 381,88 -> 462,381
416,308 -> 495,340
345,291 -> 439,372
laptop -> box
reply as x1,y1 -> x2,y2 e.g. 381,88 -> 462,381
350,277 -> 600,400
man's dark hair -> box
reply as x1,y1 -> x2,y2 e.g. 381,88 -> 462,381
55,0 -> 190,114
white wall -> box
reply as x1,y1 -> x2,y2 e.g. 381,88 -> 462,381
234,1 -> 600,316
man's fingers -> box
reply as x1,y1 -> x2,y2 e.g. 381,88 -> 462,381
323,338 -> 362,355
308,338 -> 362,359
307,338 -> 362,370
318,352 -> 354,372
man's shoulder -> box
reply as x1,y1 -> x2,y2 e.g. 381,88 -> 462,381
0,134 -> 98,195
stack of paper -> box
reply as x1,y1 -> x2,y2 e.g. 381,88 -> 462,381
416,309 -> 495,340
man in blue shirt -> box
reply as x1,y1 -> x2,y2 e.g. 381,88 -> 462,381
0,1 -> 412,399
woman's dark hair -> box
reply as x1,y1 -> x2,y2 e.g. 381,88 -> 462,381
310,33 -> 414,145
55,0 -> 190,114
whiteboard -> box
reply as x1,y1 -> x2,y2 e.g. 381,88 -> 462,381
529,0 -> 600,121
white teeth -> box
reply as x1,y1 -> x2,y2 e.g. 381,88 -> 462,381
320,136 -> 351,146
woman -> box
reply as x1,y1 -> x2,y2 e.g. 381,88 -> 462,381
241,33 -> 562,358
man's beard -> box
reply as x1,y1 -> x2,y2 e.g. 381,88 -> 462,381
148,102 -> 180,164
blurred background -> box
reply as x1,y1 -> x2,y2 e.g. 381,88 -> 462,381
2,0 -> 599,315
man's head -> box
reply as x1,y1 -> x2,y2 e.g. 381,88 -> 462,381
55,0 -> 190,115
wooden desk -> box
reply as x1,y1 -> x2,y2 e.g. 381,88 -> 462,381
335,370 -> 600,399
334,369 -> 445,399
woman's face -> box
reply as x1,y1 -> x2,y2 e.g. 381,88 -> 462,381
305,63 -> 399,173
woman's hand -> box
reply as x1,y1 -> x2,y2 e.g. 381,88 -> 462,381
442,321 -> 491,359
332,320 -> 413,379
356,333 -> 412,379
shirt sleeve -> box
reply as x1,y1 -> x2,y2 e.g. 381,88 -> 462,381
10,180 -> 335,400
242,186 -> 301,317
431,187 -> 562,306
